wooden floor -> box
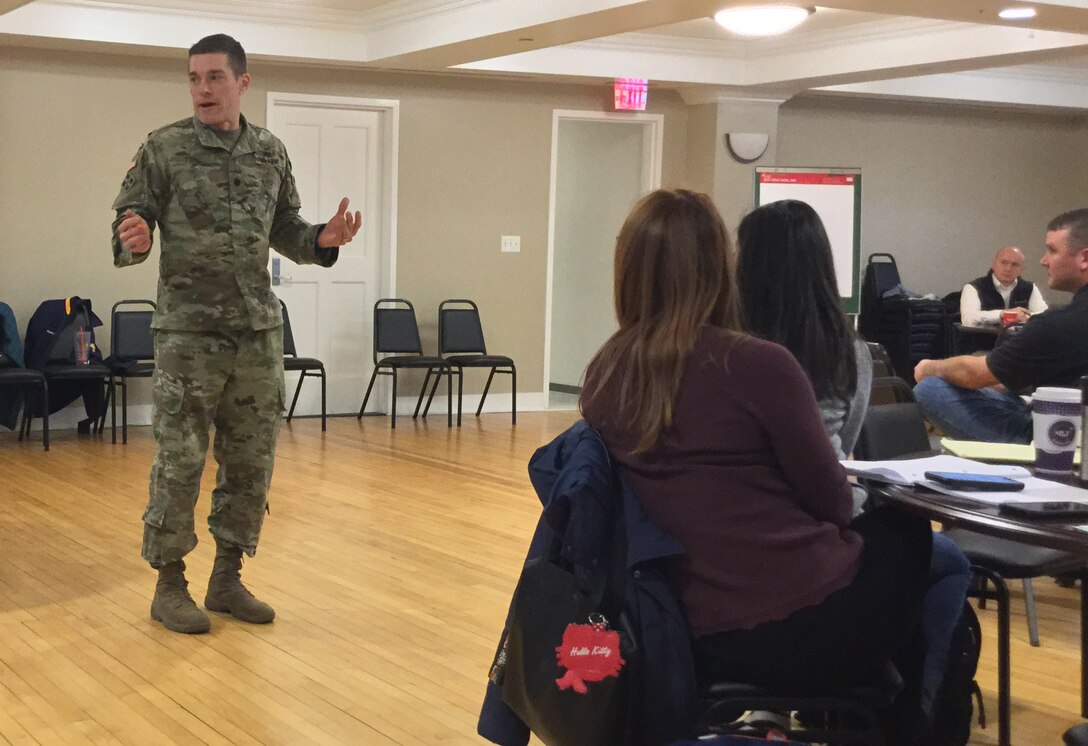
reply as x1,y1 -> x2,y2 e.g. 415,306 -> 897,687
0,411 -> 1082,745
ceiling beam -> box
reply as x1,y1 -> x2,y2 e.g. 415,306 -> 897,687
369,0 -> 1088,70
0,1 -> 371,63
457,39 -> 750,87
745,24 -> 1088,88
818,0 -> 1088,35
364,0 -> 732,69
0,0 -> 34,14
460,24 -> 1088,93
816,67 -> 1088,110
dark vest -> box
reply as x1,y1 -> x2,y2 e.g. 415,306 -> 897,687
969,271 -> 1034,311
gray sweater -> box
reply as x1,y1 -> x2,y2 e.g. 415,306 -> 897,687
818,339 -> 872,513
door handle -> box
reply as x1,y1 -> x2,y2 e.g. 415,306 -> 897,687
271,258 -> 293,286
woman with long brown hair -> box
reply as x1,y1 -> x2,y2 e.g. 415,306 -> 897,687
580,189 -> 933,743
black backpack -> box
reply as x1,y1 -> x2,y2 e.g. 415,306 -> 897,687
924,601 -> 985,745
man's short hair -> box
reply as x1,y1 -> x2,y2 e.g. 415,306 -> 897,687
1047,208 -> 1088,253
188,34 -> 247,78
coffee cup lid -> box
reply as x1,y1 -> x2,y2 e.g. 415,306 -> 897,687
1033,386 -> 1081,403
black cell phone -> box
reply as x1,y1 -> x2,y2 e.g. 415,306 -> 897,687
923,471 -> 1026,491
1000,501 -> 1088,519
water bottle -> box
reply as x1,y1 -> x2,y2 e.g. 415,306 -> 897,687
75,327 -> 90,365
1080,376 -> 1088,485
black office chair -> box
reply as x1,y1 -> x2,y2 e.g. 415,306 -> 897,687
0,354 -> 49,451
944,289 -> 1000,356
280,300 -> 326,431
855,376 -> 931,459
422,299 -> 516,426
854,385 -> 1083,746
700,662 -> 902,744
105,299 -> 156,444
357,298 -> 451,429
866,341 -> 895,379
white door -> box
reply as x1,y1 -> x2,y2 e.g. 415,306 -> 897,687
545,112 -> 662,394
267,95 -> 397,417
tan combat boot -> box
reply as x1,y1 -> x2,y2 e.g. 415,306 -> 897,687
151,560 -> 211,634
204,544 -> 275,624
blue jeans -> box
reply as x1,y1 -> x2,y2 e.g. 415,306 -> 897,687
922,532 -> 972,715
914,377 -> 1032,444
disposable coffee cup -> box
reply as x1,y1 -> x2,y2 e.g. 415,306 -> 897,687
1032,387 -> 1081,474
1001,309 -> 1019,326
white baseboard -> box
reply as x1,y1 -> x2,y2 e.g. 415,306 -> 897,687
33,402 -> 153,432
35,392 -> 558,431
381,391 -> 550,417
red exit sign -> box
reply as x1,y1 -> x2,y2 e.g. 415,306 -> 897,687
614,78 -> 648,111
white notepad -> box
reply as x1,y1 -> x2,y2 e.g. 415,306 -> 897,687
840,454 -> 1088,506
841,455 -> 1029,486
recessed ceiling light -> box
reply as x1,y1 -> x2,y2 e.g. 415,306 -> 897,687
713,5 -> 814,37
998,7 -> 1037,20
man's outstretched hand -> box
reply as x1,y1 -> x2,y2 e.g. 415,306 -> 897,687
118,209 -> 151,254
317,197 -> 362,248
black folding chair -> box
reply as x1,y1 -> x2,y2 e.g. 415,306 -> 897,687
0,354 -> 49,451
105,299 -> 156,444
28,303 -> 111,439
280,300 -> 327,431
700,662 -> 902,745
422,299 -> 516,426
357,299 -> 451,429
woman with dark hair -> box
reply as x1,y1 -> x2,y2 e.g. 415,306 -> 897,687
735,198 -> 971,724
737,199 -> 871,464
580,189 -> 935,743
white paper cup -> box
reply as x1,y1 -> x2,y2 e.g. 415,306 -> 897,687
1033,387 -> 1081,474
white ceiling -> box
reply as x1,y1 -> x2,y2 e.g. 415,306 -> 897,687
2,0 -> 1088,111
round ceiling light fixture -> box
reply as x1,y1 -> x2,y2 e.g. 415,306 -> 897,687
713,5 -> 815,37
998,7 -> 1037,20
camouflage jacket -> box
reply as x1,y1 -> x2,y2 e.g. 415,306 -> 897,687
112,115 -> 338,331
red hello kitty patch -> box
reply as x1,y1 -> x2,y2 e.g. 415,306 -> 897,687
554,618 -> 625,693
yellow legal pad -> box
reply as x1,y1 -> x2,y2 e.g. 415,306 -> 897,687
941,438 -> 1082,466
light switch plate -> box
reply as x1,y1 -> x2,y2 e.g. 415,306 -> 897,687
501,235 -> 521,253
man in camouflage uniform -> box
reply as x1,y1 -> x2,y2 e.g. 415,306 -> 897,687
112,34 -> 361,634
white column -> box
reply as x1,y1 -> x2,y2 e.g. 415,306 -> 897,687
682,90 -> 786,230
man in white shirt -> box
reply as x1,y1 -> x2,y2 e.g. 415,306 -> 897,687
959,246 -> 1048,326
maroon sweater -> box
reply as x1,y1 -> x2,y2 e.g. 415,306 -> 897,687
582,327 -> 863,637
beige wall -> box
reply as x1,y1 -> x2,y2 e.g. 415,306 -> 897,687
0,46 -> 689,417
3,43 -> 1087,425
684,103 -> 717,197
777,96 -> 1088,305
1078,125 -> 1088,203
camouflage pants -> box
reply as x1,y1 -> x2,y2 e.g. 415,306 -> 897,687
142,327 -> 284,567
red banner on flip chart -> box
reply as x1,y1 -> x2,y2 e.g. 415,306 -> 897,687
759,172 -> 855,186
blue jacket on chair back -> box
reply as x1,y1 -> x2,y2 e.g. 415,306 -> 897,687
478,420 -> 699,746
0,301 -> 26,430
